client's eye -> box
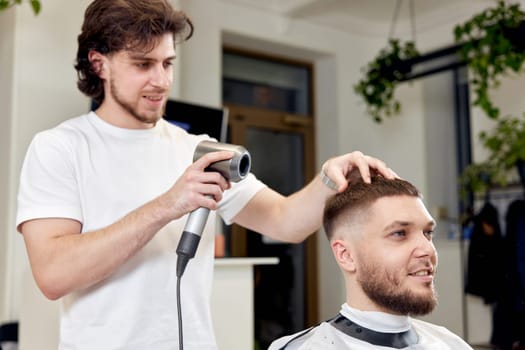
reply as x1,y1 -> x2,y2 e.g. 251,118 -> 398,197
391,230 -> 406,238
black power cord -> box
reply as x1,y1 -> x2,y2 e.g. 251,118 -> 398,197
177,273 -> 183,350
176,231 -> 201,350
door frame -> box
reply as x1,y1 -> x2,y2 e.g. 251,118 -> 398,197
225,103 -> 319,326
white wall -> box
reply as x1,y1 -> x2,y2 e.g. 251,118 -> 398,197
0,1 -> 91,325
2,0 -> 525,347
0,7 -> 16,324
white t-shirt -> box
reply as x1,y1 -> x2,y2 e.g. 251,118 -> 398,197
269,304 -> 473,349
16,112 -> 266,350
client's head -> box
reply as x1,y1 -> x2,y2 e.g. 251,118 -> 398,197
323,176 -> 438,316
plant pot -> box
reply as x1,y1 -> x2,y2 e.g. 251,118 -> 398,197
516,159 -> 525,188
502,20 -> 525,53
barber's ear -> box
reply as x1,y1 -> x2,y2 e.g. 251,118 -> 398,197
331,239 -> 356,272
88,50 -> 107,78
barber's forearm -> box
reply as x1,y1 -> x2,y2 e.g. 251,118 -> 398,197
23,195 -> 175,300
272,175 -> 333,242
234,175 -> 333,243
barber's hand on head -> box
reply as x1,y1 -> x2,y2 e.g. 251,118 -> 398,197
320,151 -> 399,192
167,151 -> 234,220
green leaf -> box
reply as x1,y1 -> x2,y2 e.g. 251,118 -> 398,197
0,0 -> 40,14
30,0 -> 40,14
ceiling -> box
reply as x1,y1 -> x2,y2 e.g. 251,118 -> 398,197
221,0 -> 497,38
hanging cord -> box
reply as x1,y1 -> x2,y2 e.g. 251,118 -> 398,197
388,0 -> 403,39
177,274 -> 184,350
388,0 -> 417,45
409,0 -> 417,44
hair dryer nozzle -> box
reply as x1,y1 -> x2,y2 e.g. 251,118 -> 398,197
193,140 -> 251,182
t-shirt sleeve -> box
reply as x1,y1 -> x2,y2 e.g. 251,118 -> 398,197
16,130 -> 82,231
217,173 -> 267,225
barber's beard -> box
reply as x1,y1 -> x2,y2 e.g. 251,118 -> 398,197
109,78 -> 165,125
357,261 -> 437,316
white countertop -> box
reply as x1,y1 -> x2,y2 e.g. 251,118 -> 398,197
214,257 -> 279,266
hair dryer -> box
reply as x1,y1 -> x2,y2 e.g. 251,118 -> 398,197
176,141 -> 251,277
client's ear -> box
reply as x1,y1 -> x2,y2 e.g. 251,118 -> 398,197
331,239 -> 356,272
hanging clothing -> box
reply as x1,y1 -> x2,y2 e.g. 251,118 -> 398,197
492,199 -> 525,350
464,202 -> 504,304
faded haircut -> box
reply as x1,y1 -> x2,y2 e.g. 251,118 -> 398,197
323,176 -> 421,240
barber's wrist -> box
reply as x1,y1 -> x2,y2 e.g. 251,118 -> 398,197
319,166 -> 338,191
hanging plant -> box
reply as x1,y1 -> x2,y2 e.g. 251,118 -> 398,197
0,0 -> 41,15
480,114 -> 525,170
454,0 -> 525,119
459,113 -> 525,201
455,1 -> 525,197
354,39 -> 419,123
458,160 -> 502,201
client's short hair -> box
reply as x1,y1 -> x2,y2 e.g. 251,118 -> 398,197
323,176 -> 421,240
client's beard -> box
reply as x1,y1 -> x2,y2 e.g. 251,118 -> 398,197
357,262 -> 437,316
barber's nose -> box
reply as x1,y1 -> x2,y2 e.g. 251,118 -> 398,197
151,66 -> 170,89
